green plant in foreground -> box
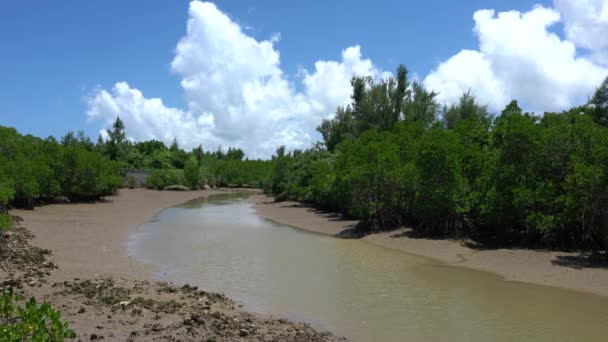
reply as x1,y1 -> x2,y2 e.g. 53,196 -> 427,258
0,291 -> 75,341
0,214 -> 10,231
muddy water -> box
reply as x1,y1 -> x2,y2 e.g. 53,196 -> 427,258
129,194 -> 608,341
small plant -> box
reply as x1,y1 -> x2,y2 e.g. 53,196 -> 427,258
127,175 -> 137,189
0,213 -> 10,232
0,291 -> 75,341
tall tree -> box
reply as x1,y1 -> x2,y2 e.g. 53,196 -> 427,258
589,75 -> 608,126
106,116 -> 126,160
404,81 -> 439,127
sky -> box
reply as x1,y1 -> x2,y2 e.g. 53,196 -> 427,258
1,0 -> 608,158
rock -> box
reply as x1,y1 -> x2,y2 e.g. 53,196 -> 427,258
78,307 -> 86,314
239,329 -> 249,337
130,308 -> 143,316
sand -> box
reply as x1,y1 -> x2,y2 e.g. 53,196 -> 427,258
4,188 -> 339,341
13,188 -> 226,280
251,194 -> 608,297
5,188 -> 607,340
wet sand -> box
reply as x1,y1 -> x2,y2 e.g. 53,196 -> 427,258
13,188 -> 228,280
5,188 -> 338,341
251,194 -> 608,297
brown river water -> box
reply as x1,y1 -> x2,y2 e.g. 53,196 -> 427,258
129,193 -> 608,342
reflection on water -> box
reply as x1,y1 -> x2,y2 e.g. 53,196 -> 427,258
129,194 -> 608,342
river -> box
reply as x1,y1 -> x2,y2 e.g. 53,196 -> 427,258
128,193 -> 608,341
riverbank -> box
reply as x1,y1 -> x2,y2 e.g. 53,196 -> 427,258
251,194 -> 608,297
3,189 -> 340,341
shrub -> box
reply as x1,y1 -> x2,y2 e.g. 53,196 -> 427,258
0,291 -> 75,341
163,185 -> 190,191
127,175 -> 136,189
146,169 -> 187,190
146,171 -> 164,190
183,158 -> 200,189
0,214 -> 10,232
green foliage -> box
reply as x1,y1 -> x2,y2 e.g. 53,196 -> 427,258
0,126 -> 120,206
184,158 -> 201,189
413,127 -> 470,235
106,116 -> 126,161
0,178 -> 15,206
146,171 -> 165,190
269,66 -> 608,253
317,106 -> 356,152
270,146 -> 290,199
146,169 -> 186,190
127,176 -> 136,189
0,292 -> 74,341
1,116 -> 271,205
58,145 -> 122,201
318,65 -> 416,152
589,75 -> 608,126
0,214 -> 10,231
336,130 -> 403,230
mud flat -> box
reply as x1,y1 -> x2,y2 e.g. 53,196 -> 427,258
252,194 -> 608,297
2,189 -> 340,341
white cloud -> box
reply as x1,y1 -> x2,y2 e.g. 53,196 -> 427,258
87,1 -> 608,158
555,0 -> 608,64
423,49 -> 508,111
86,1 -> 382,158
424,4 -> 608,113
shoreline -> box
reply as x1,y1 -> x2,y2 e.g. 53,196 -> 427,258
13,188 -> 228,281
5,188 -> 340,341
251,194 -> 608,298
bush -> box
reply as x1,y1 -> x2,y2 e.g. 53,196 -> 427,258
127,176 -> 136,189
0,214 -> 10,232
163,185 -> 190,191
146,169 -> 187,190
184,158 -> 201,189
146,171 -> 164,190
0,291 -> 74,341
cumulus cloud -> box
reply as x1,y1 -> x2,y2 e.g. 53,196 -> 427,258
555,0 -> 608,64
87,1 -> 382,158
87,1 -> 608,157
424,2 -> 608,113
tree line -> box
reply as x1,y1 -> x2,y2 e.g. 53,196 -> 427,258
0,117 -> 272,209
269,66 -> 608,253
97,117 -> 272,190
0,126 -> 122,208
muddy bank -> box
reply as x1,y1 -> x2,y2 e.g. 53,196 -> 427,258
2,189 -> 340,341
251,194 -> 608,297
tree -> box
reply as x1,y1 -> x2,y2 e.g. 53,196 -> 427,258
589,75 -> 608,126
106,116 -> 126,160
270,146 -> 290,199
192,145 -> 204,165
404,81 -> 439,127
61,131 -> 77,146
226,147 -> 245,161
184,157 -> 201,189
317,106 -> 356,152
444,91 -> 490,129
412,127 -> 470,235
169,138 -> 179,152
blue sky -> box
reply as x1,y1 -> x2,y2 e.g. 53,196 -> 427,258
1,0 -> 606,157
